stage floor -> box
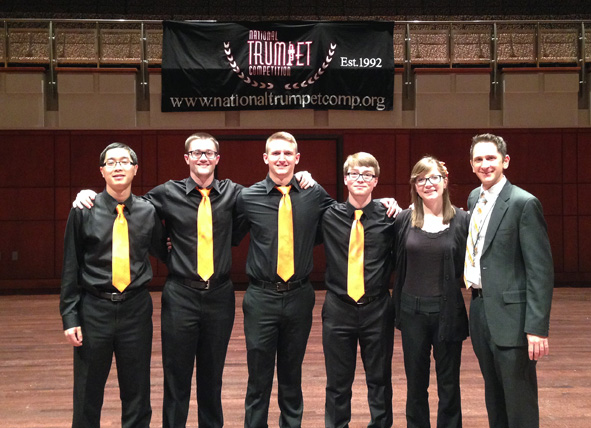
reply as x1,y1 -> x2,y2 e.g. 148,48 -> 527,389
1,288 -> 589,427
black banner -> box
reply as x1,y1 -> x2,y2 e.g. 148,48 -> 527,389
161,21 -> 394,112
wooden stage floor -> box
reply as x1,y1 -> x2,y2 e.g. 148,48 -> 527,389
0,288 -> 589,427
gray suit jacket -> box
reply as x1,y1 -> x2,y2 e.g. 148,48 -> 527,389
468,180 -> 554,347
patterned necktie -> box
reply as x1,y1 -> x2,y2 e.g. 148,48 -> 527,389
197,188 -> 214,281
112,204 -> 131,292
276,185 -> 294,282
347,210 -> 365,302
464,192 -> 487,287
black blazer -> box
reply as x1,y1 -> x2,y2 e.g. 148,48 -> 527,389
393,207 -> 470,342
467,180 -> 554,347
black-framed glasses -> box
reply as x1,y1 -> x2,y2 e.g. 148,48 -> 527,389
416,175 -> 443,186
347,172 -> 376,182
102,158 -> 136,169
187,150 -> 218,160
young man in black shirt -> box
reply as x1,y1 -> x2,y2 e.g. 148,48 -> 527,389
60,142 -> 166,428
236,131 -> 335,428
321,152 -> 396,428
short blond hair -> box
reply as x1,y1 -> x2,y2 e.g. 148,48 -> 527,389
184,132 -> 219,152
265,131 -> 298,153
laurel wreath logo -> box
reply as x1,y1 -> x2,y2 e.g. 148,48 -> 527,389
223,42 -> 337,91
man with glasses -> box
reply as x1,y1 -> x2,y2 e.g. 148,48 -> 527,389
73,132 -> 315,428
61,142 -> 167,428
321,152 -> 396,428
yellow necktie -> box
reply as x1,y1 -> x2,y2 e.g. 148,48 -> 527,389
197,188 -> 214,281
276,185 -> 294,282
112,204 -> 131,292
348,210 -> 365,301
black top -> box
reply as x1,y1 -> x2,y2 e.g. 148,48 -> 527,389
393,208 -> 470,342
322,200 -> 396,301
402,227 -> 448,297
60,190 -> 167,330
236,174 -> 334,282
143,177 -> 245,281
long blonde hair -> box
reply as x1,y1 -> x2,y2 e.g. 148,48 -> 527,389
410,156 -> 455,228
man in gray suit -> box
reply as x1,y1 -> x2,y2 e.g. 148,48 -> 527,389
464,133 -> 553,428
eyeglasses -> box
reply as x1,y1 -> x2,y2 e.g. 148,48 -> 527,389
102,158 -> 136,169
347,172 -> 376,182
187,150 -> 218,160
416,175 -> 444,186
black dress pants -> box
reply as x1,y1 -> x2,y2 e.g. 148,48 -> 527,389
322,292 -> 394,428
73,288 -> 153,428
399,295 -> 463,428
243,281 -> 315,428
469,294 -> 539,428
161,278 -> 236,428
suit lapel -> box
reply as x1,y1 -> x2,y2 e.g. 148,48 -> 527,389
482,181 -> 512,255
467,189 -> 479,212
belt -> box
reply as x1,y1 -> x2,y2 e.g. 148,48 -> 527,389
401,292 -> 441,313
85,286 -> 144,302
471,288 -> 483,299
249,277 -> 308,292
339,293 -> 385,306
170,274 -> 230,291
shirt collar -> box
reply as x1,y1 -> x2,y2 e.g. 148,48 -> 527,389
103,190 -> 134,213
481,175 -> 507,199
264,174 -> 301,194
345,200 -> 374,219
186,176 -> 220,195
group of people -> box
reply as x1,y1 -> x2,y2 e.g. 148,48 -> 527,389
60,130 -> 554,428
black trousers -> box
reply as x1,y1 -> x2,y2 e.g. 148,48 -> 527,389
73,288 -> 153,428
469,294 -> 539,428
399,295 -> 463,428
322,292 -> 394,428
243,281 -> 315,428
161,278 -> 235,428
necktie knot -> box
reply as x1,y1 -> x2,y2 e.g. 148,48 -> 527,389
479,191 -> 487,205
277,185 -> 291,196
116,204 -> 125,216
198,187 -> 211,198
354,210 -> 363,221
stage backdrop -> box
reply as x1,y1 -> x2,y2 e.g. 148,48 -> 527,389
161,21 -> 394,112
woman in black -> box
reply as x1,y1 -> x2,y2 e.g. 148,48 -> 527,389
394,156 -> 469,428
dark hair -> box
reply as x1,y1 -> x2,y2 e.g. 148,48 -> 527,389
100,142 -> 138,166
470,133 -> 507,159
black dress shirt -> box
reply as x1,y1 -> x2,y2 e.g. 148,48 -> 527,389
60,190 -> 166,330
322,200 -> 396,300
236,175 -> 334,282
143,177 -> 245,280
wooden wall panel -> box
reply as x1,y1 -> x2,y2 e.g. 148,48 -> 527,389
578,217 -> 591,272
0,133 -> 55,187
577,132 -> 591,184
0,221 -> 54,280
563,216 -> 579,272
155,133 -> 189,183
216,139 -> 269,186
